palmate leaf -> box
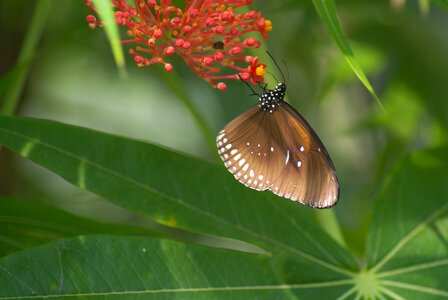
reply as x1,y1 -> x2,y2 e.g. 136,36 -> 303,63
363,147 -> 448,299
0,197 -> 159,257
0,116 -> 447,299
0,236 -> 354,299
0,116 -> 357,291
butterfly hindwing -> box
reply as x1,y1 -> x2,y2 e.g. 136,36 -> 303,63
271,102 -> 339,208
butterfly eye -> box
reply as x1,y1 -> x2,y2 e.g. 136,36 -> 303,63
217,83 -> 339,208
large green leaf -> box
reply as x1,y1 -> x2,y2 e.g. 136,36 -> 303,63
0,197 -> 158,257
312,0 -> 384,112
0,117 -> 447,298
0,116 -> 357,277
363,147 -> 448,299
0,236 -> 354,299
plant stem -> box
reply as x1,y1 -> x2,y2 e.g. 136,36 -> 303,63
1,0 -> 53,115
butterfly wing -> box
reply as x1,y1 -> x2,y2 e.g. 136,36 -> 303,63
217,106 -> 284,191
217,102 -> 339,208
271,102 -> 339,208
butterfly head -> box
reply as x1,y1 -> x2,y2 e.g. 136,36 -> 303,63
259,82 -> 286,113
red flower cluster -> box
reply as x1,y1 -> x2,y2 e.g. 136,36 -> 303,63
85,0 -> 271,90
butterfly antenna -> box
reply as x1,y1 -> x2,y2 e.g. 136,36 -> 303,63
266,50 -> 286,84
238,73 -> 260,96
257,81 -> 268,92
267,71 -> 279,84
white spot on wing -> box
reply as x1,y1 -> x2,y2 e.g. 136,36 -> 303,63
270,146 -> 274,152
223,138 -> 228,143
258,175 -> 263,180
239,159 -> 246,167
226,144 -> 232,149
234,153 -> 241,161
300,146 -> 304,152
297,161 -> 302,168
249,170 -> 254,177
285,150 -> 290,165
243,163 -> 249,171
230,149 -> 238,155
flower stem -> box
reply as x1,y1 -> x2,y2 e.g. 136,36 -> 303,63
1,0 -> 53,115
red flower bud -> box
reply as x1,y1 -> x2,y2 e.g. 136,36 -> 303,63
165,63 -> 173,72
165,46 -> 175,55
217,82 -> 227,90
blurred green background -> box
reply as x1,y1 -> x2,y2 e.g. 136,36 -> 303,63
1,0 -> 447,255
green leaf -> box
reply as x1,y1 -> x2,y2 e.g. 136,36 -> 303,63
312,0 -> 385,112
0,117 -> 447,298
364,147 -> 448,299
92,0 -> 126,78
0,197 -> 159,257
0,236 -> 354,299
0,116 -> 357,280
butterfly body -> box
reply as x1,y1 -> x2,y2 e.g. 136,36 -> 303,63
217,83 -> 339,208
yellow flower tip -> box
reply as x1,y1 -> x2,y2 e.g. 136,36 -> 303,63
265,19 -> 273,32
255,64 -> 266,76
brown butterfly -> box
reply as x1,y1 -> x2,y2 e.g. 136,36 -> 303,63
217,82 -> 339,208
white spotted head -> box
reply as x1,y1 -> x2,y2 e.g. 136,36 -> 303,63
258,83 -> 287,113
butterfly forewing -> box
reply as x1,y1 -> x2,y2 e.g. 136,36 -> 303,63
217,101 -> 339,208
218,107 -> 279,190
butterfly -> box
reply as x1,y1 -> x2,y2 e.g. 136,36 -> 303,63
216,82 -> 339,208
